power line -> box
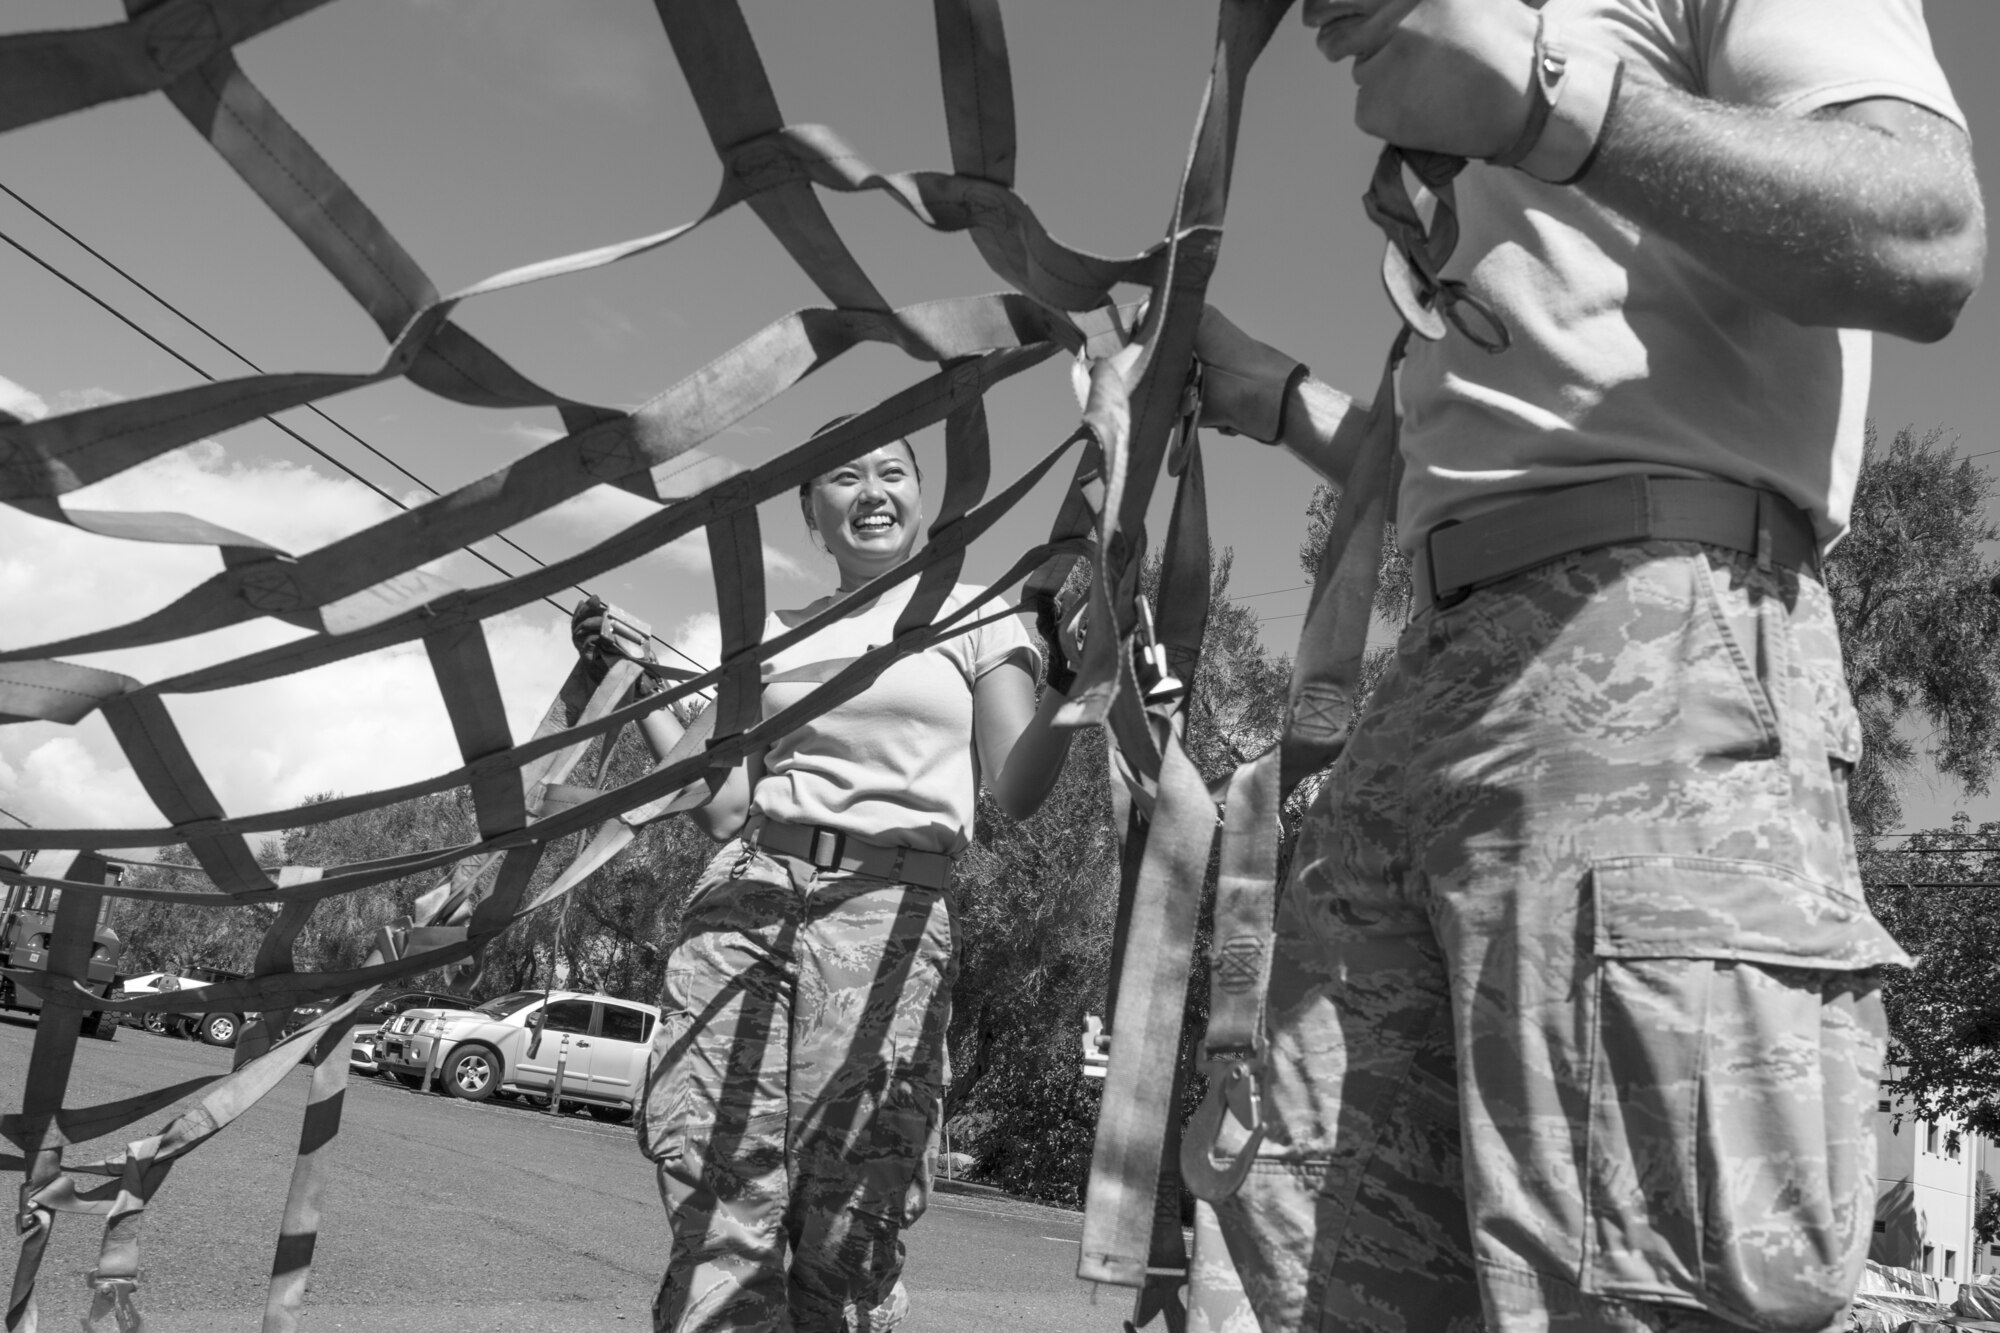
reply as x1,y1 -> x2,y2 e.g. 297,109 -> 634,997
1866,848 -> 2000,855
0,184 -> 707,674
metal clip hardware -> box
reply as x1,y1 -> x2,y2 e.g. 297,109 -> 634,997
1132,599 -> 1185,707
1179,1058 -> 1265,1201
1168,363 -> 1203,477
1081,1014 -> 1110,1080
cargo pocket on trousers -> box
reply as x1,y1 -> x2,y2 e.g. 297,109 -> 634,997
1582,855 -> 1909,1332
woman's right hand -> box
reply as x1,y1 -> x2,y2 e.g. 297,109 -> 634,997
570,596 -> 654,684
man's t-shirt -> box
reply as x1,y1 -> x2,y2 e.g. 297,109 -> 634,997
1397,0 -> 1964,551
752,581 -> 1038,856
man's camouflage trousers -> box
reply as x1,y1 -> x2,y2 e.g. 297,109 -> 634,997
638,838 -> 954,1333
1215,541 -> 1909,1333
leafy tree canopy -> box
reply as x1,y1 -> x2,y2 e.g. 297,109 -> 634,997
1827,424 -> 2000,835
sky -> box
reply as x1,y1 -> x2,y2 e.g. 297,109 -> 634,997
1,1 -> 1998,838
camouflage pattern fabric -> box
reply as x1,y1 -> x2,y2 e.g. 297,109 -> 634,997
1214,542 -> 1909,1333
638,841 -> 955,1333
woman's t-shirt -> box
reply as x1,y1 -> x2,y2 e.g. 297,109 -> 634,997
751,581 -> 1039,855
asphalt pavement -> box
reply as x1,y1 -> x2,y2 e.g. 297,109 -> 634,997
0,1016 -> 1111,1331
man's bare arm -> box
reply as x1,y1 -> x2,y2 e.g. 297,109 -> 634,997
1308,0 -> 1987,343
1194,305 -> 1368,488
1581,90 -> 1985,343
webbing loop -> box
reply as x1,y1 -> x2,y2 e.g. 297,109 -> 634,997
1363,146 -> 1510,353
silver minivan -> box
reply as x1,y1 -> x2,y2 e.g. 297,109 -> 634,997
374,989 -> 659,1122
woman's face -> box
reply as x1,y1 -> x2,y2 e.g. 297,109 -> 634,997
805,442 -> 923,582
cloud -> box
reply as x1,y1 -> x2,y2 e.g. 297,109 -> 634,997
0,436 -> 574,836
0,392 -> 809,841
668,612 -> 721,676
0,375 -> 47,422
584,296 -> 644,353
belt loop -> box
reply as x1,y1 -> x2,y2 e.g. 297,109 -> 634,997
891,847 -> 908,883
1754,492 -> 1773,572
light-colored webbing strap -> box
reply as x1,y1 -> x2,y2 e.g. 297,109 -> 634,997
425,622 -> 528,842
1079,735 -> 1216,1291
5,861 -> 107,1333
0,0 -> 1320,1324
0,0 -> 331,135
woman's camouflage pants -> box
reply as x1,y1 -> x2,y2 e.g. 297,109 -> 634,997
639,840 -> 954,1333
1216,543 -> 1907,1333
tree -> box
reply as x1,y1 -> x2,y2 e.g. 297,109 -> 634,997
1825,424 -> 2000,836
115,711 -> 718,1007
1864,818 -> 2000,1136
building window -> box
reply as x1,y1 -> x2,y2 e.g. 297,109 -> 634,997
1875,1220 -> 1888,1234
1927,1122 -> 1940,1154
1924,1244 -> 1936,1275
1947,1250 -> 1959,1279
1879,1099 -> 1893,1112
1990,1245 -> 2000,1257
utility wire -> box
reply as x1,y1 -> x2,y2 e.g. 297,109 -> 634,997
1866,848 -> 2000,855
0,183 -> 707,674
1232,583 -> 1311,601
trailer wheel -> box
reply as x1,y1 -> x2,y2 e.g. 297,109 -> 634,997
86,1012 -> 117,1042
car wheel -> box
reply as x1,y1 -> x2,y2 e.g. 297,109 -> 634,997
199,1013 -> 239,1047
585,1105 -> 633,1124
391,1072 -> 425,1090
442,1046 -> 499,1102
141,1012 -> 167,1036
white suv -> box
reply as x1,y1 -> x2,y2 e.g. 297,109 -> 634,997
374,990 -> 660,1122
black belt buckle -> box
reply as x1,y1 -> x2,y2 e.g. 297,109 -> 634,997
809,827 -> 846,868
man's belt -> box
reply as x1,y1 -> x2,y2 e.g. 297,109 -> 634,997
749,818 -> 955,890
1417,475 -> 1822,613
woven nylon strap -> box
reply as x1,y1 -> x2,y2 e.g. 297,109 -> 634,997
0,0 -> 1322,1326
1180,146 -> 1508,1212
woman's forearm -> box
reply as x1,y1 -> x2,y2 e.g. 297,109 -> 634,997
634,705 -> 686,764
991,683 -> 1079,821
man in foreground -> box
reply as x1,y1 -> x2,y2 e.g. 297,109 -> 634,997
1192,1 -> 1985,1329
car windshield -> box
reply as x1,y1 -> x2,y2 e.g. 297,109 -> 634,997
470,991 -> 543,1019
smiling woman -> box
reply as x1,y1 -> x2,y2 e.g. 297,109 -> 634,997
570,413 -> 1082,1331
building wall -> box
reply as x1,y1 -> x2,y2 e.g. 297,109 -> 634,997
1873,1090 -> 1985,1298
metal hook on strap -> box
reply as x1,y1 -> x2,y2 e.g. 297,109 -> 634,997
1133,599 -> 1185,707
1168,361 -> 1203,478
1180,1058 -> 1264,1201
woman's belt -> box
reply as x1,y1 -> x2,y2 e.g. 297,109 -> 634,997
748,818 -> 956,890
1415,475 -> 1823,613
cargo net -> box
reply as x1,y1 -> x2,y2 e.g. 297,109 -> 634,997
0,1 -> 1375,1329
